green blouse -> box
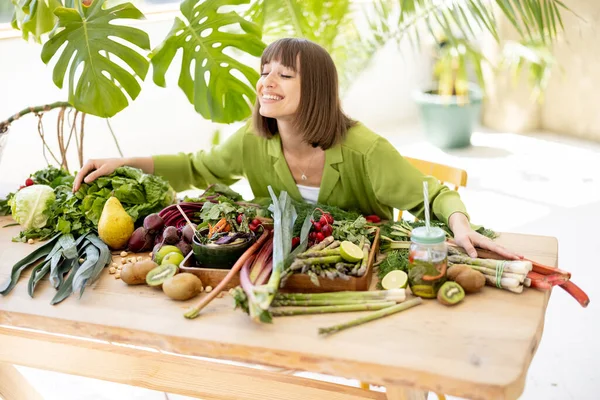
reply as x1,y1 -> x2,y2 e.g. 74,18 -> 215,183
152,121 -> 469,224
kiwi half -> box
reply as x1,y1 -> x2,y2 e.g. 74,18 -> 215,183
146,263 -> 179,287
437,281 -> 465,306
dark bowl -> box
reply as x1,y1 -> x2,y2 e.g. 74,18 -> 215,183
191,230 -> 256,270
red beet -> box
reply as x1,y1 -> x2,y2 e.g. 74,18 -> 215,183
143,213 -> 165,233
128,227 -> 155,252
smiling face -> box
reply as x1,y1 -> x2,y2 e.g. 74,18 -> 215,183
253,38 -> 354,150
256,59 -> 301,121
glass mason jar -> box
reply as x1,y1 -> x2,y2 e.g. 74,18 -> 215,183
408,226 -> 448,299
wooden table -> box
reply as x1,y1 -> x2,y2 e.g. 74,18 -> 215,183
0,216 -> 556,400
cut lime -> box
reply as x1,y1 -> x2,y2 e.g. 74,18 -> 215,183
339,241 -> 364,263
382,270 -> 409,290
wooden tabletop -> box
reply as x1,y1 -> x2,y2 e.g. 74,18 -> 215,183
0,216 -> 556,400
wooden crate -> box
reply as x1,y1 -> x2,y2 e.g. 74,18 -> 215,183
180,228 -> 380,293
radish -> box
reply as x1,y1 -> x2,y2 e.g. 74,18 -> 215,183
291,237 -> 300,248
321,224 -> 333,237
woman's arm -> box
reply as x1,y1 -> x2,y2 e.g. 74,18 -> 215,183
366,138 -> 521,260
365,137 -> 468,225
152,124 -> 248,192
73,157 -> 154,192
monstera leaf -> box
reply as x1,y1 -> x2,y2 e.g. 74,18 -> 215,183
150,0 -> 266,124
11,0 -> 63,43
41,0 -> 150,118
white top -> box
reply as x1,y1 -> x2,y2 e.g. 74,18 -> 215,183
296,184 -> 320,204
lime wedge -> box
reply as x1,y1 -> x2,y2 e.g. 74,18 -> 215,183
339,241 -> 364,263
382,270 -> 409,290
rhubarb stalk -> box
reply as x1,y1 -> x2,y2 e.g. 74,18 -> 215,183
249,238 -> 273,283
560,281 -> 590,308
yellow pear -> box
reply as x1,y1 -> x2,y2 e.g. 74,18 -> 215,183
98,197 -> 134,250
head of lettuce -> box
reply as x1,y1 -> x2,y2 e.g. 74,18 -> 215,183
10,184 -> 55,230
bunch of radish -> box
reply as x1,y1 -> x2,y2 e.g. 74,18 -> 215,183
293,209 -> 334,249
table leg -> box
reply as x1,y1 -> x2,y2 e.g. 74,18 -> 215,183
0,362 -> 43,400
385,385 -> 428,400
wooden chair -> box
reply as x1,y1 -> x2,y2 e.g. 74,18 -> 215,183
397,157 -> 468,221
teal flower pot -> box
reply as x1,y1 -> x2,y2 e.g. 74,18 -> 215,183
414,85 -> 483,149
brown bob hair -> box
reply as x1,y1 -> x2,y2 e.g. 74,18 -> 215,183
252,38 -> 355,150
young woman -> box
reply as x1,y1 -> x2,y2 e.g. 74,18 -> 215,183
73,38 -> 519,260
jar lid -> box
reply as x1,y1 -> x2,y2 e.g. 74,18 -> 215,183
411,226 -> 446,244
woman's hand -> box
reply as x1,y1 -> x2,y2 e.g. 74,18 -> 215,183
73,158 -> 126,192
448,213 -> 522,260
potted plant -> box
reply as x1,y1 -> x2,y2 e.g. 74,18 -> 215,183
390,0 -> 571,149
414,37 -> 484,149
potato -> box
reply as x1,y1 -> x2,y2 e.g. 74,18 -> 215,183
121,259 -> 159,285
162,273 -> 203,301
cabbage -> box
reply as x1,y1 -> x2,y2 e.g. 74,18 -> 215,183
10,185 -> 56,230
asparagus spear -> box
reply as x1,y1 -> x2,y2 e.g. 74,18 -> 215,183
297,248 -> 341,258
271,302 -> 395,316
272,293 -> 406,306
275,289 -> 406,302
324,240 -> 341,250
293,255 -> 343,266
318,297 -> 423,336
356,242 -> 371,277
308,236 -> 334,251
